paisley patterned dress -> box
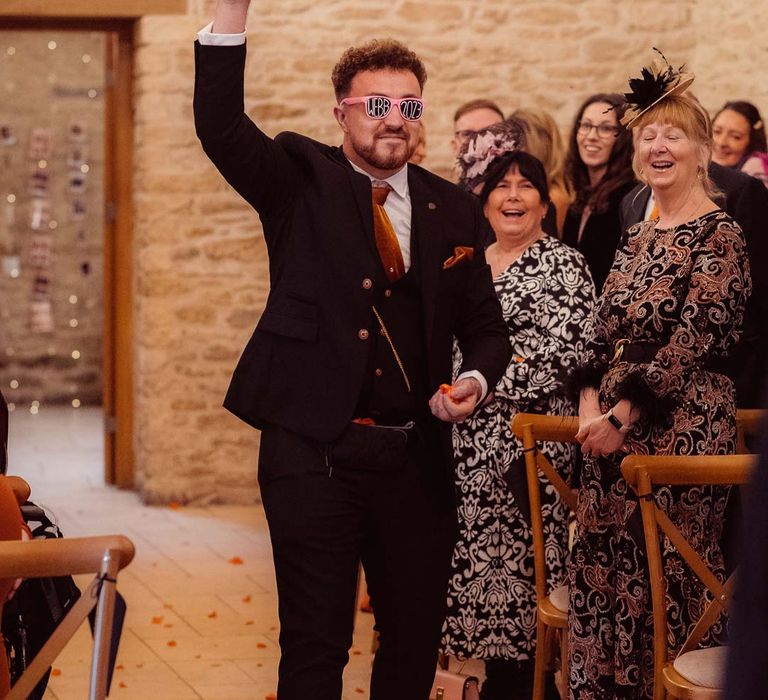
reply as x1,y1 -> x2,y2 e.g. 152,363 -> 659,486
567,211 -> 751,699
441,235 -> 595,661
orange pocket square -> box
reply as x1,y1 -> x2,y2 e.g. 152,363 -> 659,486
442,246 -> 474,269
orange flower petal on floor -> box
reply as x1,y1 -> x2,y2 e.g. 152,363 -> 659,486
119,682 -> 127,688
245,620 -> 254,625
163,623 -> 173,628
208,611 -> 217,618
355,689 -> 365,694
265,694 -> 277,700
242,595 -> 252,603
167,640 -> 177,647
256,642 -> 267,648
168,502 -> 181,510
228,556 -> 244,565
116,664 -> 125,670
51,668 -> 62,677
151,616 -> 163,624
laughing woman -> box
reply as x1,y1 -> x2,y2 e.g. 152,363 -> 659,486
562,93 -> 636,293
442,130 -> 595,700
567,57 -> 751,699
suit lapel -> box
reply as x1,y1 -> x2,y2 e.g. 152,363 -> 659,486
409,169 -> 444,348
332,147 -> 382,267
630,186 -> 651,226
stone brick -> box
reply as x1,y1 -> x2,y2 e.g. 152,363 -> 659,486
131,0 -> 768,504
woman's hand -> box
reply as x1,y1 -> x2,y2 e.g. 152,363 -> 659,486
580,413 -> 627,458
576,387 -> 602,443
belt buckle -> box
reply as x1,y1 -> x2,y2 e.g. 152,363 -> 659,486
612,339 -> 629,364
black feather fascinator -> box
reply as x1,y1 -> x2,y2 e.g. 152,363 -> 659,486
621,48 -> 695,128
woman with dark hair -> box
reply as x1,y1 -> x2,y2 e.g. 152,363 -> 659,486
562,93 -> 636,292
712,100 -> 768,187
444,129 -> 595,700
511,107 -> 574,236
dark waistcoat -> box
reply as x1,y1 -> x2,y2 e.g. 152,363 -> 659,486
355,231 -> 430,424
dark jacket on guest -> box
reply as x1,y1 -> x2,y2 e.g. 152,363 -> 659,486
563,181 -> 636,294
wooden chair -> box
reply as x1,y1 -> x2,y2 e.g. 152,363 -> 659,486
736,408 -> 765,453
0,476 -> 135,700
510,414 -> 579,700
620,453 -> 757,700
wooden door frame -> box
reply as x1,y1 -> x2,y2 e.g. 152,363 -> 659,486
0,1 -> 186,487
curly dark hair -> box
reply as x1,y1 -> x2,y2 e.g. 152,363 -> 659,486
331,39 -> 427,101
565,93 -> 635,215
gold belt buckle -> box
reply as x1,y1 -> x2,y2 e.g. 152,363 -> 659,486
612,339 -> 629,364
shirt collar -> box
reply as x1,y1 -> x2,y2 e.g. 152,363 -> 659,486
349,160 -> 409,199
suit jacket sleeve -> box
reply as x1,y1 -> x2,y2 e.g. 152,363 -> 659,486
453,206 -> 512,393
193,40 -> 301,230
728,175 -> 768,330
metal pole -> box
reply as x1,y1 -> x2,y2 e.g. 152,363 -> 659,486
88,549 -> 119,700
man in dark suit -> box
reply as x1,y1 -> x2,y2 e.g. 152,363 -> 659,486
194,2 -> 511,699
724,405 -> 768,700
620,161 -> 768,409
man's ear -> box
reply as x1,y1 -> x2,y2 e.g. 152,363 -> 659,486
333,105 -> 349,134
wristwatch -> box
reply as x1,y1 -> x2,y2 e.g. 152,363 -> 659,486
606,408 -> 631,434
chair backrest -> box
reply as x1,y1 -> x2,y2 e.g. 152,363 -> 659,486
510,413 -> 578,603
620,454 -> 756,700
0,390 -> 8,475
736,409 -> 765,454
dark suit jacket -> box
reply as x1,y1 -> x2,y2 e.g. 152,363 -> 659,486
193,42 -> 511,444
620,162 -> 768,407
562,182 -> 636,293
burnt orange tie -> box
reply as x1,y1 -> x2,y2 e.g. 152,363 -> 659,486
649,202 -> 659,220
371,183 -> 405,282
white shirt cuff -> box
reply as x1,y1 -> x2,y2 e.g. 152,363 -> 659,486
197,21 -> 246,46
456,370 -> 488,402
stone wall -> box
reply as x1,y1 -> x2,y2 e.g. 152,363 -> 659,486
134,0 -> 768,503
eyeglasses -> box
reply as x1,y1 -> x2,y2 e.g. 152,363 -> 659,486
454,129 -> 477,143
577,120 -> 620,138
339,95 -> 425,121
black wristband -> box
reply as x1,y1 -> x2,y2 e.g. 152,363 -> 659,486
606,411 -> 624,432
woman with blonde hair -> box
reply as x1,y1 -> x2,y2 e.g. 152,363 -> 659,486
567,54 -> 751,698
511,107 -> 573,235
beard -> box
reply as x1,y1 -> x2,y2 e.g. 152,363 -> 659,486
349,128 -> 415,172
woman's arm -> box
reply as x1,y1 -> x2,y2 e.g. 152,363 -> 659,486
493,248 -> 596,410
613,218 -> 751,419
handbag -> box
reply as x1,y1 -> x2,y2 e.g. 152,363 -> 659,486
429,668 -> 480,700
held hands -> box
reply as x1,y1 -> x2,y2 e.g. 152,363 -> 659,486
429,377 -> 482,423
577,412 -> 628,458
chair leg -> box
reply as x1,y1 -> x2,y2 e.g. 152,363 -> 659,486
532,617 -> 548,700
89,550 -> 121,700
558,627 -> 568,700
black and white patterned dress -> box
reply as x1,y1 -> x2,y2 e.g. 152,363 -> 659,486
441,235 -> 596,661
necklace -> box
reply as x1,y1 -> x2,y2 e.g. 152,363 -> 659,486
655,188 -> 712,229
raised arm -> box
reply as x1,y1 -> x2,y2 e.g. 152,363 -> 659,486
194,0 -> 300,225
211,0 -> 249,33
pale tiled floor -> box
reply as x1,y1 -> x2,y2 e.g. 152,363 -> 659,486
7,406 -> 378,699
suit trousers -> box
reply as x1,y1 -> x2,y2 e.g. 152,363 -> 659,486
258,421 -> 457,700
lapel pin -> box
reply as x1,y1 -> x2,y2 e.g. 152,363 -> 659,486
428,202 -> 437,210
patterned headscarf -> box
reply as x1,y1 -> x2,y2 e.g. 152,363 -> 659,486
456,117 -> 525,192
456,118 -> 525,193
